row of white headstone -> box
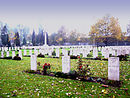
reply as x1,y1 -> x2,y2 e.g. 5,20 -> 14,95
0,47 -> 20,51
1,51 -> 22,59
31,49 -> 70,73
0,48 -> 59,59
31,48 -> 120,81
1,45 -> 130,58
1,46 -> 130,59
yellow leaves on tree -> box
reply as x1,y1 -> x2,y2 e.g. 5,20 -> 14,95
109,16 -> 121,40
58,37 -> 63,41
89,15 -> 122,45
56,37 -> 63,42
8,30 -> 17,41
77,37 -> 81,41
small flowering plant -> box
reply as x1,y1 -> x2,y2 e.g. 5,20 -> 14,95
43,63 -> 51,75
77,56 -> 90,77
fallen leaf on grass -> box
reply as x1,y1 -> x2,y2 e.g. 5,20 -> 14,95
102,89 -> 108,94
102,85 -> 108,88
120,88 -> 128,91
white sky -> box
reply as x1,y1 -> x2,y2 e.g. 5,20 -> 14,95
0,0 -> 130,36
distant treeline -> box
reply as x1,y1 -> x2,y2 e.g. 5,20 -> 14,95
0,15 -> 130,46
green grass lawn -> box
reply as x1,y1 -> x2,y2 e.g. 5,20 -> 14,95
0,57 -> 130,97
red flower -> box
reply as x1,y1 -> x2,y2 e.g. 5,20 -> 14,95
79,65 -> 82,69
78,56 -> 80,59
44,63 -> 47,66
43,65 -> 45,69
48,64 -> 50,66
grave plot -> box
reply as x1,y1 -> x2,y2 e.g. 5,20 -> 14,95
0,56 -> 129,97
0,46 -> 130,97
26,53 -> 124,87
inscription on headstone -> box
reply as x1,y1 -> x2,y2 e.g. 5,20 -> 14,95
1,51 -> 4,58
31,55 -> 37,71
19,50 -> 22,59
6,51 -> 9,57
12,51 -> 15,59
24,50 -> 26,56
108,57 -> 119,81
62,56 -> 71,73
56,49 -> 60,57
29,50 -> 32,56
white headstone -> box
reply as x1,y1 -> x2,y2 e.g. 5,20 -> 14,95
24,50 -> 27,56
19,50 -> 22,59
29,50 -> 32,56
5,47 -> 7,51
34,50 -> 38,56
17,47 -> 20,50
93,48 -> 98,58
11,47 -> 13,51
121,49 -> 126,55
6,51 -> 9,57
1,51 -> 4,58
117,49 -> 121,56
15,47 -> 17,51
70,49 -> 73,55
12,51 -> 15,59
62,56 -> 71,73
9,47 -> 11,51
48,51 -> 52,56
56,49 -> 60,57
62,49 -> 68,56
108,57 -> 119,81
111,50 -> 116,56
31,55 -> 37,71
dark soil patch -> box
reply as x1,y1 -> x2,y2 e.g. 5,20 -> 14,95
70,55 -> 78,59
85,58 -> 108,61
52,57 -> 59,58
13,56 -> 21,60
24,55 -> 30,57
0,57 -> 12,59
37,54 -> 45,58
23,70 -> 122,87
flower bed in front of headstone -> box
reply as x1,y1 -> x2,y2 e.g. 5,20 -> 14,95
25,56 -> 122,87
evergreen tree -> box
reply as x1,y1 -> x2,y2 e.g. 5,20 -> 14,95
36,33 -> 40,45
35,30 -> 44,46
1,25 -> 8,46
7,34 -> 11,47
40,30 -> 44,45
49,33 -> 58,45
14,32 -> 20,46
23,36 -> 26,45
32,30 -> 36,46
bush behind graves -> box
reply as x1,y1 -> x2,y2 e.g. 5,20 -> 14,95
118,55 -> 128,61
13,54 -> 21,60
37,53 -> 45,58
70,55 -> 77,59
52,51 -> 56,56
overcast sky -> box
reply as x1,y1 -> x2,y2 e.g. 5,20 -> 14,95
0,0 -> 130,35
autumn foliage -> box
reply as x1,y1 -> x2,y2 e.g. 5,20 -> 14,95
89,15 -> 122,46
